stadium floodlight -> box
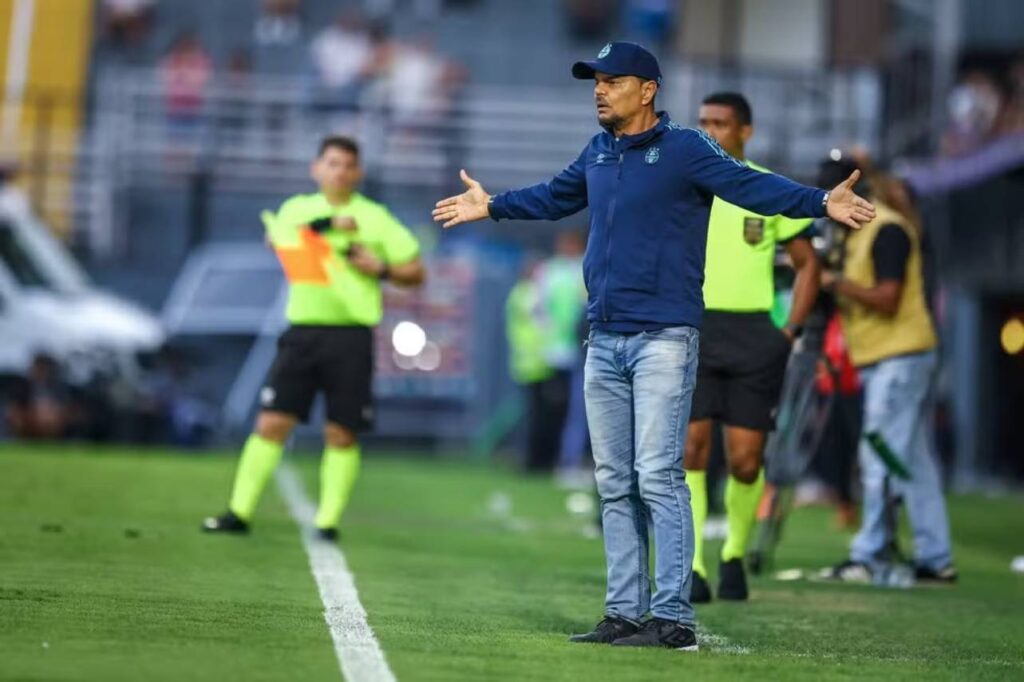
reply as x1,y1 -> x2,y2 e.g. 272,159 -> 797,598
392,321 -> 427,357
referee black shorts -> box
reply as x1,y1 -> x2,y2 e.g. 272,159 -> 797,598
259,325 -> 374,432
690,311 -> 791,431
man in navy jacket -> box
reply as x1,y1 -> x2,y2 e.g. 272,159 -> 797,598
433,41 -> 874,650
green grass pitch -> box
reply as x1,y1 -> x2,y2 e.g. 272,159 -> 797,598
2,445 -> 1023,681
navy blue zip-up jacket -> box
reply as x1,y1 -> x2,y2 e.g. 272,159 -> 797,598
489,113 -> 828,332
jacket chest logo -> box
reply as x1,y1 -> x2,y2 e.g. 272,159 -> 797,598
644,147 -> 660,165
743,217 -> 765,245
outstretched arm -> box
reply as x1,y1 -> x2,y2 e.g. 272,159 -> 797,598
432,170 -> 493,229
681,129 -> 875,229
433,149 -> 588,228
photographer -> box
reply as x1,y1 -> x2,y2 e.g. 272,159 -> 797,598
817,158 -> 956,584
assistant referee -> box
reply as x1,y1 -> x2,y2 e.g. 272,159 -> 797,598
684,93 -> 821,603
204,136 -> 425,539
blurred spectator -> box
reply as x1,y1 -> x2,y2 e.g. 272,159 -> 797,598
252,0 -> 309,76
506,259 -> 565,474
309,11 -> 380,107
159,31 -> 213,127
100,0 -> 154,49
220,51 -> 252,142
383,35 -> 466,129
4,353 -> 74,440
563,0 -> 616,42
534,231 -> 590,485
946,68 -> 1011,153
254,0 -> 302,47
624,0 -> 676,49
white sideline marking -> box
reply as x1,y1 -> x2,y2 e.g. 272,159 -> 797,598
277,465 -> 397,682
697,628 -> 751,655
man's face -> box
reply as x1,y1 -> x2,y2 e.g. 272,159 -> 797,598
698,104 -> 752,158
594,72 -> 656,129
312,146 -> 362,194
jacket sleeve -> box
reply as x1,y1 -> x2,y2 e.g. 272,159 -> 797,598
489,147 -> 589,221
679,129 -> 828,219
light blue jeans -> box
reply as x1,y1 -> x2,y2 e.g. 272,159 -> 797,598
850,351 -> 953,570
584,326 -> 699,625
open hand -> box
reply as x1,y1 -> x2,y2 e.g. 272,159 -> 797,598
432,169 -> 491,229
827,170 -> 876,229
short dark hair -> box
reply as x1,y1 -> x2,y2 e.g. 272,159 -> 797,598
318,136 -> 360,160
701,92 -> 753,126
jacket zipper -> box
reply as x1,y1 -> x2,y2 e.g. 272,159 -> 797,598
601,149 -> 624,323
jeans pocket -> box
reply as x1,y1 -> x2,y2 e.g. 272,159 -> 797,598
641,326 -> 695,343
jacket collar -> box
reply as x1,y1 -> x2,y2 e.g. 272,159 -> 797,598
606,111 -> 671,148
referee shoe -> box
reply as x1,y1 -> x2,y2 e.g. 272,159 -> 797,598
201,510 -> 250,534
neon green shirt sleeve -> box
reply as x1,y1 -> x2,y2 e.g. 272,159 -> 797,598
773,214 -> 813,243
374,208 -> 420,265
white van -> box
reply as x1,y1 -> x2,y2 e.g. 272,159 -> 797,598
0,185 -> 164,383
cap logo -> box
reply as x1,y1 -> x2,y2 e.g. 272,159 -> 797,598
645,147 -> 660,165
598,43 -> 611,59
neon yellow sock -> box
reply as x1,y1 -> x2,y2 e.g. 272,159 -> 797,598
722,468 -> 766,562
686,469 -> 708,577
314,445 -> 361,530
228,434 -> 284,521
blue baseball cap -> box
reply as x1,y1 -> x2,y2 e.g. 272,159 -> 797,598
572,41 -> 662,84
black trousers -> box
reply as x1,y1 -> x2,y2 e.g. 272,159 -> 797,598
525,370 -> 572,473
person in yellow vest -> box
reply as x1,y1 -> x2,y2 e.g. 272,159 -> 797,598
505,259 -> 567,472
684,92 -> 822,602
203,136 -> 426,540
817,158 -> 956,584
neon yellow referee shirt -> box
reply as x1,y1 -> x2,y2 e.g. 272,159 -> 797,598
264,192 -> 420,327
703,161 -> 812,312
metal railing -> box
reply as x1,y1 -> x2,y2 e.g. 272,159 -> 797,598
81,63 -> 886,256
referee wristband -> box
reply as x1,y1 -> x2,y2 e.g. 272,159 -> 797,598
378,263 -> 391,281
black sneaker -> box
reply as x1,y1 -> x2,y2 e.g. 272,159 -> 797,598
568,616 -> 640,644
201,510 -> 249,534
718,558 -> 749,601
915,564 -> 957,585
690,571 -> 712,604
818,559 -> 872,583
316,527 -> 339,542
611,618 -> 698,651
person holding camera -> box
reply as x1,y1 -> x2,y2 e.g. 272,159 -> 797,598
204,135 -> 426,540
817,158 -> 956,584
